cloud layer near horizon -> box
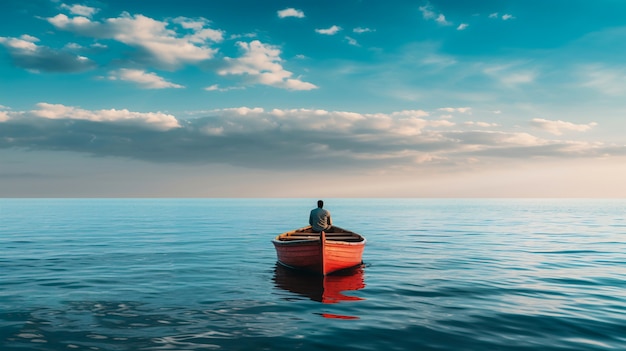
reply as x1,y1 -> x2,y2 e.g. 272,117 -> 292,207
1,103 -> 618,171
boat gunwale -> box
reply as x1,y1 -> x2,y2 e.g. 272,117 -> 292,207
274,225 -> 365,244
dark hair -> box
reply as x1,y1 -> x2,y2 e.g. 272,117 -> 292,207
317,200 -> 324,208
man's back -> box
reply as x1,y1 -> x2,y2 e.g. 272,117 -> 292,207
309,207 -> 332,232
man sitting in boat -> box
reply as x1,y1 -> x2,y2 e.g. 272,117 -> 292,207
309,200 -> 333,232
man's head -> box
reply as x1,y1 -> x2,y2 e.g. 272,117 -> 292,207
317,200 -> 324,208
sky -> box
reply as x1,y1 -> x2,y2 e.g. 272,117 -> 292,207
1,0 -> 625,197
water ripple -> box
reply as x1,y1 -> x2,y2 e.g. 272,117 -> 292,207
1,198 -> 625,350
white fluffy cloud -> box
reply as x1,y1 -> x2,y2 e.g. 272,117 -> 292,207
219,40 -> 317,90
315,25 -> 342,35
277,8 -> 304,18
30,103 -> 181,130
530,118 -> 598,135
108,69 -> 184,89
61,3 -> 99,17
47,12 -> 223,67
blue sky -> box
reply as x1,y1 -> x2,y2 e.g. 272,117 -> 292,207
1,0 -> 625,197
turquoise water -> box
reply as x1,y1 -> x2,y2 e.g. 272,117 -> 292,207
1,199 -> 625,350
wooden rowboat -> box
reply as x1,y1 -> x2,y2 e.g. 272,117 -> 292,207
272,226 -> 366,275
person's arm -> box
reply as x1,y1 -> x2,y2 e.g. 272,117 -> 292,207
327,212 -> 332,226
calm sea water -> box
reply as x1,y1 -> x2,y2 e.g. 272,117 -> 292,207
1,199 -> 625,351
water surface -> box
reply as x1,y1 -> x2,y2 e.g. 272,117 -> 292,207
1,199 -> 625,350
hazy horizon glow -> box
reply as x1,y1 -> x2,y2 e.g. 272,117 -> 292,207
1,0 -> 625,197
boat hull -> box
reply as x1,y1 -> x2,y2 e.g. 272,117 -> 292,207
272,226 -> 366,275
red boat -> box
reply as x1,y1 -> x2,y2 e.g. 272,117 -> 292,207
272,226 -> 366,275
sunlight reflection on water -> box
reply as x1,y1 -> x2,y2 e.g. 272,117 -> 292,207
1,198 -> 625,350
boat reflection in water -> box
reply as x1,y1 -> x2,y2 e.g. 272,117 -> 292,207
273,263 -> 366,307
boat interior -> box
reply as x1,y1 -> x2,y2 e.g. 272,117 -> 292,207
277,226 -> 364,242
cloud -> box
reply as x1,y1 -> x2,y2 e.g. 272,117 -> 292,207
60,3 -> 99,17
47,12 -> 223,68
218,40 -> 317,90
353,27 -> 374,34
483,64 -> 536,86
439,107 -> 472,114
489,13 -> 515,20
108,69 -> 185,89
22,103 -> 181,130
464,121 -> 499,128
457,23 -> 469,31
0,36 -> 96,73
419,5 -> 437,19
0,105 -> 622,170
345,36 -> 359,46
277,8 -> 304,18
204,84 -> 243,92
315,25 -> 342,35
419,4 -> 452,25
435,14 -> 451,26
580,65 -> 626,96
530,118 -> 598,135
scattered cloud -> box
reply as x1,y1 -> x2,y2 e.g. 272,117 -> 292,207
345,36 -> 359,46
20,34 -> 40,42
489,13 -> 515,20
315,25 -> 342,35
419,4 -> 452,26
353,27 -> 374,34
60,3 -> 99,17
47,12 -> 223,68
530,118 -> 598,135
204,84 -> 243,92
108,69 -> 185,89
435,14 -> 451,26
218,40 -> 317,90
277,8 -> 304,18
419,5 -> 437,20
0,36 -> 96,73
457,23 -> 468,31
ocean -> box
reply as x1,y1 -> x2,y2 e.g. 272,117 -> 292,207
1,198 -> 625,350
